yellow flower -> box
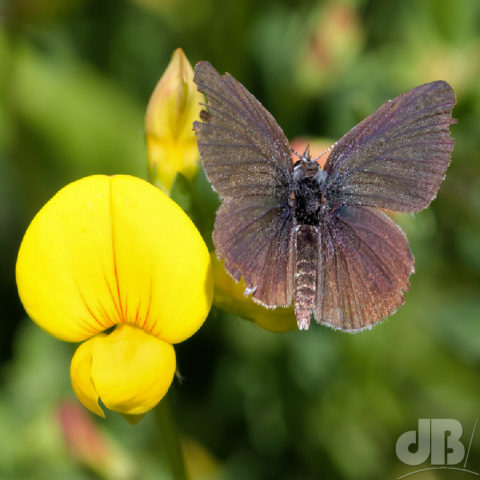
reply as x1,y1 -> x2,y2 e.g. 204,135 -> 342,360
16,175 -> 212,418
145,48 -> 203,193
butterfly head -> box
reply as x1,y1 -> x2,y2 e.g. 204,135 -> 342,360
292,144 -> 314,163
292,145 -> 328,179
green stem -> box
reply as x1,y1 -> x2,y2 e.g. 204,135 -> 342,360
154,393 -> 189,480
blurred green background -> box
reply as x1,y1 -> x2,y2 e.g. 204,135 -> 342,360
2,0 -> 480,479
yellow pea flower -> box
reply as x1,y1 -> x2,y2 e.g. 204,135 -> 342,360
145,48 -> 203,193
16,175 -> 213,418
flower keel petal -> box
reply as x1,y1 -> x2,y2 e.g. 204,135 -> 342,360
71,324 -> 176,417
71,335 -> 106,417
90,324 -> 176,416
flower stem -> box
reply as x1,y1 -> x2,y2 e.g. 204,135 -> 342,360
154,393 -> 189,480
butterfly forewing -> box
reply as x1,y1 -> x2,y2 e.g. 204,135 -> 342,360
193,61 -> 293,199
325,81 -> 456,213
316,206 -> 414,331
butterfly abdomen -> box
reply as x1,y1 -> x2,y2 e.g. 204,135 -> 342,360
294,225 -> 318,330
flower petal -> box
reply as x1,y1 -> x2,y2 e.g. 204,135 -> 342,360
16,175 -> 213,343
70,334 -> 106,417
145,48 -> 203,193
16,176 -> 119,341
109,175 -> 212,343
71,324 -> 176,416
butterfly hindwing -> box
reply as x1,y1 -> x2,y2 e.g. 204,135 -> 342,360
214,197 -> 296,307
316,205 -> 414,331
325,81 -> 456,213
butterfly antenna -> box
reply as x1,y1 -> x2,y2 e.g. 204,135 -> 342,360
312,143 -> 336,163
291,147 -> 302,160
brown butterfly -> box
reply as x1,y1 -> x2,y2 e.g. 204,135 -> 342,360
193,62 -> 456,331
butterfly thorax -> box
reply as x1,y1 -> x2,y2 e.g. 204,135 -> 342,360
292,159 -> 328,225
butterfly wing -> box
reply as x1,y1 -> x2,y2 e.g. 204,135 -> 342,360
193,62 -> 296,307
316,81 -> 455,330
214,197 -> 296,306
325,81 -> 456,213
193,61 -> 293,198
316,205 -> 414,331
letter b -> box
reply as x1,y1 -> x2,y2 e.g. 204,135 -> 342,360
431,419 -> 465,465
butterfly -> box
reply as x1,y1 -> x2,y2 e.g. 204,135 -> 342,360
193,61 -> 456,331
